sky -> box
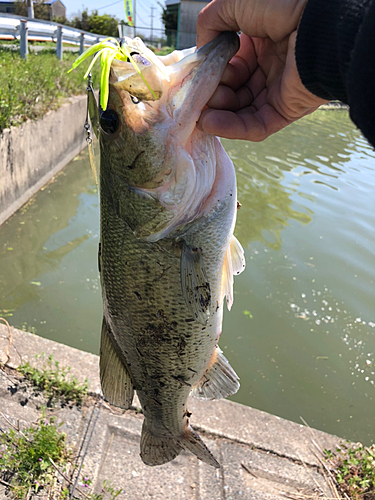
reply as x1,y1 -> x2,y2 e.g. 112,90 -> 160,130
62,0 -> 164,39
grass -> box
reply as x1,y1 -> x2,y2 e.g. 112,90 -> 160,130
0,413 -> 70,499
324,443 -> 375,499
0,413 -> 122,499
0,47 -> 100,132
150,46 -> 175,56
80,480 -> 122,500
18,354 -> 88,406
0,41 -> 176,132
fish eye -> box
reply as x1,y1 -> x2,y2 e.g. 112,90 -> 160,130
100,109 -> 119,134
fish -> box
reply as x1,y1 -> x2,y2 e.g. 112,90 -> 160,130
98,31 -> 245,469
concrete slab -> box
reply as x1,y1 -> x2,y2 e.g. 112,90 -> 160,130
220,440 -> 330,499
0,323 -> 101,393
188,398 -> 337,467
0,325 -> 340,499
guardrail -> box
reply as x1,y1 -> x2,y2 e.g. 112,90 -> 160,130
0,13 -> 111,59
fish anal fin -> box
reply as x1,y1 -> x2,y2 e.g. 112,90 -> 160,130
140,420 -> 220,468
191,346 -> 239,400
181,242 -> 211,324
100,318 -> 134,409
222,235 -> 245,311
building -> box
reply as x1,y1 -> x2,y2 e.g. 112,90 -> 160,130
46,0 -> 65,19
165,0 -> 209,49
0,0 -> 16,13
0,0 -> 66,19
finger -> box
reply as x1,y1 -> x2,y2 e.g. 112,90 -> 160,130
196,0 -> 239,48
243,65 -> 267,103
208,65 -> 267,110
198,105 -> 291,142
220,58 -> 251,91
207,85 -> 242,111
197,0 -> 305,48
219,34 -> 257,89
252,38 -> 289,87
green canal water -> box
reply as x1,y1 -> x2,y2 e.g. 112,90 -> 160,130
1,109 -> 374,444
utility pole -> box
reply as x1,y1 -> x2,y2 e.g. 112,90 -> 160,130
133,0 -> 136,37
150,6 -> 155,42
27,0 -> 34,18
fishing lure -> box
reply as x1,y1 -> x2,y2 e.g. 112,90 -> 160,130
69,37 -> 158,110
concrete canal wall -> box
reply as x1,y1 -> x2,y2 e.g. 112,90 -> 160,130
0,95 -> 87,227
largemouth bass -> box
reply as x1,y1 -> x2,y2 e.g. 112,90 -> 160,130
98,31 -> 245,469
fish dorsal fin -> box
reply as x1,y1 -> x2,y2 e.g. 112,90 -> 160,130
191,346 -> 240,400
100,318 -> 134,409
180,242 -> 211,324
222,235 -> 245,311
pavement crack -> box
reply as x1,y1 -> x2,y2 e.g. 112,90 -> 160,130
193,427 -> 322,472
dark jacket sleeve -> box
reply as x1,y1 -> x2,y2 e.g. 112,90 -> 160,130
296,0 -> 375,147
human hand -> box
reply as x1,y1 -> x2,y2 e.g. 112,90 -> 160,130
196,0 -> 328,141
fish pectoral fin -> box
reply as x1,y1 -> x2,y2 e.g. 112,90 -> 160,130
222,235 -> 246,311
191,346 -> 240,400
140,420 -> 219,468
181,242 -> 211,325
118,186 -> 174,240
100,318 -> 134,409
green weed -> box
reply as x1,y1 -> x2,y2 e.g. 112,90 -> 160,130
0,308 -> 15,318
0,414 -> 70,499
86,480 -> 122,499
19,322 -> 37,335
243,310 -> 253,319
18,354 -> 88,405
0,415 -> 122,499
324,443 -> 375,499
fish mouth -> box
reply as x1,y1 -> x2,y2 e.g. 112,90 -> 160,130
165,31 -> 240,142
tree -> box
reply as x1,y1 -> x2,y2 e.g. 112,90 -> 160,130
66,9 -> 119,37
67,9 -> 90,32
158,2 -> 177,47
88,11 -> 119,37
14,4 -> 121,37
15,0 -> 50,20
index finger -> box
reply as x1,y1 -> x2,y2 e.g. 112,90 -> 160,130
196,0 -> 239,48
198,105 -> 291,142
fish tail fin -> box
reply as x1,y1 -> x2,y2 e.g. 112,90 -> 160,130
140,420 -> 182,466
178,425 -> 220,468
140,421 -> 220,469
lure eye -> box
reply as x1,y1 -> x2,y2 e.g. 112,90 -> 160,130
100,109 -> 119,134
